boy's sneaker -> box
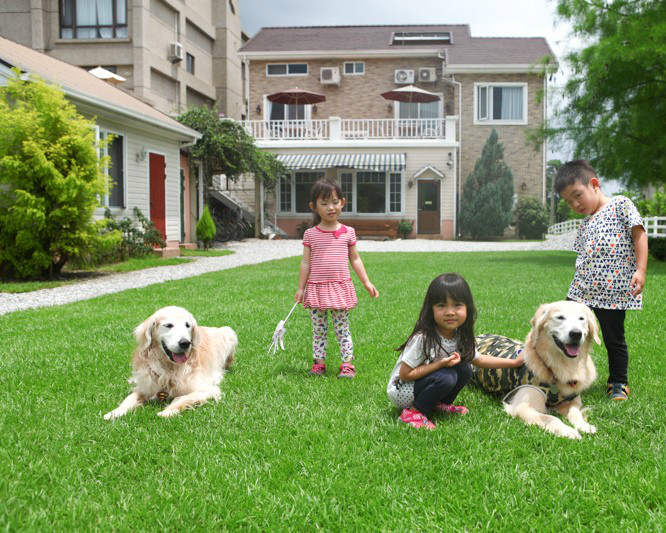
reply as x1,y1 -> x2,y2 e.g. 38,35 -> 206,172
607,382 -> 630,401
399,408 -> 435,430
337,362 -> 356,379
307,363 -> 326,376
434,403 -> 469,415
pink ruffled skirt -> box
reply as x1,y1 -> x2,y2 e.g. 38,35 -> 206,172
304,279 -> 357,310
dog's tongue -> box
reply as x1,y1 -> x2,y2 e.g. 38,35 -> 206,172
173,353 -> 188,364
565,344 -> 580,356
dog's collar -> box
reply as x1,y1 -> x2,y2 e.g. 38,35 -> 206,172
540,360 -> 578,388
157,391 -> 169,402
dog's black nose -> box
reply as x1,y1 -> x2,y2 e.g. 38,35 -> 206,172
179,339 -> 191,350
569,329 -> 582,341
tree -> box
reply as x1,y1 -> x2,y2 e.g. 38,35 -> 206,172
176,106 -> 286,206
196,205 -> 216,250
515,196 -> 549,239
537,0 -> 666,188
0,71 -> 108,279
459,129 -> 515,239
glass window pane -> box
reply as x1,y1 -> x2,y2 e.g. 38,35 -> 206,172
356,172 -> 386,213
288,64 -> 308,75
294,171 -> 323,213
267,64 -> 287,75
341,173 -> 353,212
279,178 -> 291,212
355,62 -> 364,74
478,86 -> 487,120
389,173 -> 401,212
106,134 -> 124,207
344,63 -> 354,74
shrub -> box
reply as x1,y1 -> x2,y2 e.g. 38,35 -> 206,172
196,205 -> 217,250
515,197 -> 549,239
398,219 -> 413,239
649,237 -> 666,261
459,129 -> 515,239
0,71 -> 108,279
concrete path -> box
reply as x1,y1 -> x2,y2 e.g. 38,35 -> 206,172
0,234 -> 574,316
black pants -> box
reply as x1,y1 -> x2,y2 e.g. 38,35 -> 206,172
592,307 -> 629,384
412,362 -> 472,417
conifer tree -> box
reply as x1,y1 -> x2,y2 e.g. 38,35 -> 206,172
458,129 -> 515,239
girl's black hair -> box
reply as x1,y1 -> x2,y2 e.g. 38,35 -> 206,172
397,273 -> 477,363
309,178 -> 344,225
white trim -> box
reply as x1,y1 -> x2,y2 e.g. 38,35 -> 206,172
394,92 -> 444,121
99,128 -> 127,210
473,82 -> 528,126
414,165 -> 444,178
241,48 -> 450,60
256,139 -> 458,149
446,64 -> 537,74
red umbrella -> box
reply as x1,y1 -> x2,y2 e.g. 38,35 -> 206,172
381,85 -> 440,103
267,87 -> 327,105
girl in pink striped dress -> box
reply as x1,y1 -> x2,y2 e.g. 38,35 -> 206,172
295,179 -> 379,378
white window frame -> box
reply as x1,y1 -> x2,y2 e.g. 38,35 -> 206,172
474,82 -> 528,125
343,62 -> 365,75
100,128 -> 127,210
394,94 -> 444,119
278,171 -> 325,214
265,63 -> 309,77
336,170 -> 404,216
263,96 -> 313,121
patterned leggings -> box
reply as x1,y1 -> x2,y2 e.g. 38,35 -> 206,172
310,309 -> 354,363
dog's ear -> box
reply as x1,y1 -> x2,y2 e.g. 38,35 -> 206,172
584,307 -> 601,345
531,303 -> 552,333
134,317 -> 155,351
190,315 -> 200,349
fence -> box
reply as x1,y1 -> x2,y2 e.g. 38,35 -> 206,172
548,215 -> 666,237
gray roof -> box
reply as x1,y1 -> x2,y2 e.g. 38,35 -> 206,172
240,24 -> 556,66
0,36 -> 200,140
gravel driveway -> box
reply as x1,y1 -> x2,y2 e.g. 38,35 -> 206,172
0,234 -> 574,316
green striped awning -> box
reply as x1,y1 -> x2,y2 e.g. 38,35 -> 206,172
275,153 -> 406,171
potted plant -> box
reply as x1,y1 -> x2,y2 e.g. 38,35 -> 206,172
398,219 -> 413,239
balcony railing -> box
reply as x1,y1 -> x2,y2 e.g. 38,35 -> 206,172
241,116 -> 457,142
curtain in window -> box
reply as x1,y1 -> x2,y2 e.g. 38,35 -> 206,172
494,87 -> 523,120
116,0 -> 127,37
76,0 -> 113,38
419,101 -> 439,119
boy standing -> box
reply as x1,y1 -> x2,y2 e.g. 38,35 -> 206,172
555,160 -> 648,401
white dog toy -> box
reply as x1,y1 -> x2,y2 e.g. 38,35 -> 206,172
268,302 -> 300,355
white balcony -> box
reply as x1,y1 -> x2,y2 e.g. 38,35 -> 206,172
241,116 -> 458,143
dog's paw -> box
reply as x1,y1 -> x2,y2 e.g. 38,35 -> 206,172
578,422 -> 596,434
103,410 -> 122,420
157,408 -> 179,418
553,425 -> 581,439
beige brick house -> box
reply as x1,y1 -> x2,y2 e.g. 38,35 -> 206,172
238,25 -> 556,239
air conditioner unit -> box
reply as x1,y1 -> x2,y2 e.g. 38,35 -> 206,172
418,67 -> 437,82
320,67 -> 341,85
168,42 -> 183,63
394,69 -> 414,84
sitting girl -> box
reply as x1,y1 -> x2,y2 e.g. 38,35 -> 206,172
387,272 -> 524,430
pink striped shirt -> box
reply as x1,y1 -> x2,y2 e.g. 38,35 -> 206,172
302,224 -> 358,310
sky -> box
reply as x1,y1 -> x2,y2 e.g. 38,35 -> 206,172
238,0 -> 585,164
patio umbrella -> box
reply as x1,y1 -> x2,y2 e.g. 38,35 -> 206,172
267,87 -> 327,105
380,85 -> 440,104
88,66 -> 126,85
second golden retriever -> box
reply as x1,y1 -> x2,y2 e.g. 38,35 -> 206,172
104,306 -> 237,419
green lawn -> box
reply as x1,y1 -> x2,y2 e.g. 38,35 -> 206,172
1,251 -> 664,530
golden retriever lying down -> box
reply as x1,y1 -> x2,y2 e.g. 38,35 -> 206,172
472,301 -> 600,439
104,306 -> 237,419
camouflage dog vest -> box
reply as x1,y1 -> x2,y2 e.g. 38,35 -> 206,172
471,334 -> 578,407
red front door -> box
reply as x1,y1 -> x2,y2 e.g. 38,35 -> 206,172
417,179 -> 440,234
149,153 -> 166,239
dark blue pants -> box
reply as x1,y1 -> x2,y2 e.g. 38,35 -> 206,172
412,362 -> 472,417
592,307 -> 629,384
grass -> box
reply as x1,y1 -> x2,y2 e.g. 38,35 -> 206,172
1,251 -> 665,530
179,248 -> 235,257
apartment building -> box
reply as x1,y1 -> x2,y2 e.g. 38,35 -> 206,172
0,0 -> 246,118
238,25 -> 556,239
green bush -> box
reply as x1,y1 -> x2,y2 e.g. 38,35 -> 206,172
398,219 -> 413,238
196,205 -> 216,250
459,129 -> 515,238
0,71 -> 108,279
557,198 -> 585,222
649,237 -> 666,261
515,197 -> 549,239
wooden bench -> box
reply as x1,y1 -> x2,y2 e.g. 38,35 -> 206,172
341,219 -> 399,240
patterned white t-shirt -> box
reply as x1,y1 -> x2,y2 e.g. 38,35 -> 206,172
386,333 -> 479,409
568,195 -> 643,310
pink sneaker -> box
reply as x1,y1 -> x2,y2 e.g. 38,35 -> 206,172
399,408 -> 435,430
307,363 -> 326,376
337,363 -> 356,379
434,403 -> 469,415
